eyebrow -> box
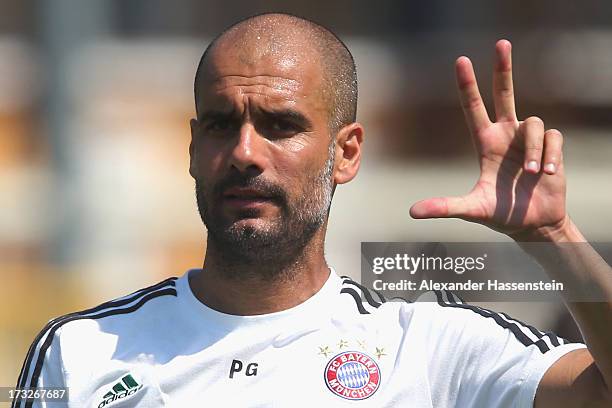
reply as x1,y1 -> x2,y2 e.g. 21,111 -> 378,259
199,107 -> 314,130
258,107 -> 313,130
198,109 -> 237,123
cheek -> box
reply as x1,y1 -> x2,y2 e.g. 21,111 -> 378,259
272,138 -> 328,186
192,141 -> 225,177
272,138 -> 309,177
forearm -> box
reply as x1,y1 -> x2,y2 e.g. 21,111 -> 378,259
513,216 -> 612,391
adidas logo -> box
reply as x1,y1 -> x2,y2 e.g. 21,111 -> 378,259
97,374 -> 144,408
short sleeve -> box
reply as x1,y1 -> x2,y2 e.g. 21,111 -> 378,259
411,290 -> 586,408
12,323 -> 67,408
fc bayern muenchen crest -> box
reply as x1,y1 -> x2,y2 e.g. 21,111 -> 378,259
324,351 -> 381,400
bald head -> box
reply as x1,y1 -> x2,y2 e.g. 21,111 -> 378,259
194,13 -> 357,135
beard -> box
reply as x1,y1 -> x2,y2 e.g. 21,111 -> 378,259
195,139 -> 335,279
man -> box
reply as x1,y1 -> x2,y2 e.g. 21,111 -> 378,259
14,13 -> 611,407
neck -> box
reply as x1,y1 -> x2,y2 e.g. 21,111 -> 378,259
190,227 -> 331,315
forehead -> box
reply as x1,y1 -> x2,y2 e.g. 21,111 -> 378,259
198,33 -> 327,110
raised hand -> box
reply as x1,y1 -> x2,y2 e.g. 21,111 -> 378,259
410,40 -> 568,239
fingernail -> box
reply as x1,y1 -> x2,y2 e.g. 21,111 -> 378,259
544,163 -> 556,173
526,161 -> 538,172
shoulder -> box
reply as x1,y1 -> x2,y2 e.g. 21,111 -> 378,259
409,290 -> 572,354
336,279 -> 571,355
15,277 -> 179,391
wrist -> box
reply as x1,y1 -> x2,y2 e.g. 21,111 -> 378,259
510,215 -> 586,243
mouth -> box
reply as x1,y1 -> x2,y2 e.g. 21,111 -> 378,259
222,187 -> 276,209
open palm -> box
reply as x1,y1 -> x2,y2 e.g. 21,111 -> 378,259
410,40 -> 567,238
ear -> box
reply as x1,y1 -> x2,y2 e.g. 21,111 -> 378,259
189,118 -> 199,179
333,122 -> 364,185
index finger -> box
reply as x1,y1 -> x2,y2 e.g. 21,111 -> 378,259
456,56 -> 491,134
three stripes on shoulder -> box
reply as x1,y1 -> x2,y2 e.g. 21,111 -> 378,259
339,276 -> 568,354
432,289 -> 569,353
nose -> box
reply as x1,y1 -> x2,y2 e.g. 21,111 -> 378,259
228,123 -> 266,175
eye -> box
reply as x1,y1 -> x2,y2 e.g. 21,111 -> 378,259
270,120 -> 298,133
206,119 -> 231,131
206,120 -> 229,130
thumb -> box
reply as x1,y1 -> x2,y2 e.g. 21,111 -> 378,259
409,196 -> 476,220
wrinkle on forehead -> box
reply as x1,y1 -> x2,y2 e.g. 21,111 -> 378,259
212,75 -> 302,98
207,44 -> 309,78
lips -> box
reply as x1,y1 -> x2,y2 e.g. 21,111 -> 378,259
223,187 -> 272,200
222,187 -> 275,209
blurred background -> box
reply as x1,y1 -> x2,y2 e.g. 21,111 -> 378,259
2,0 -> 612,392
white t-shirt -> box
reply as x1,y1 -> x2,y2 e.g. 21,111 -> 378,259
14,269 -> 585,408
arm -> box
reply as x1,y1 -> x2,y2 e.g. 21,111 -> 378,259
515,219 -> 612,407
410,40 -> 612,407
